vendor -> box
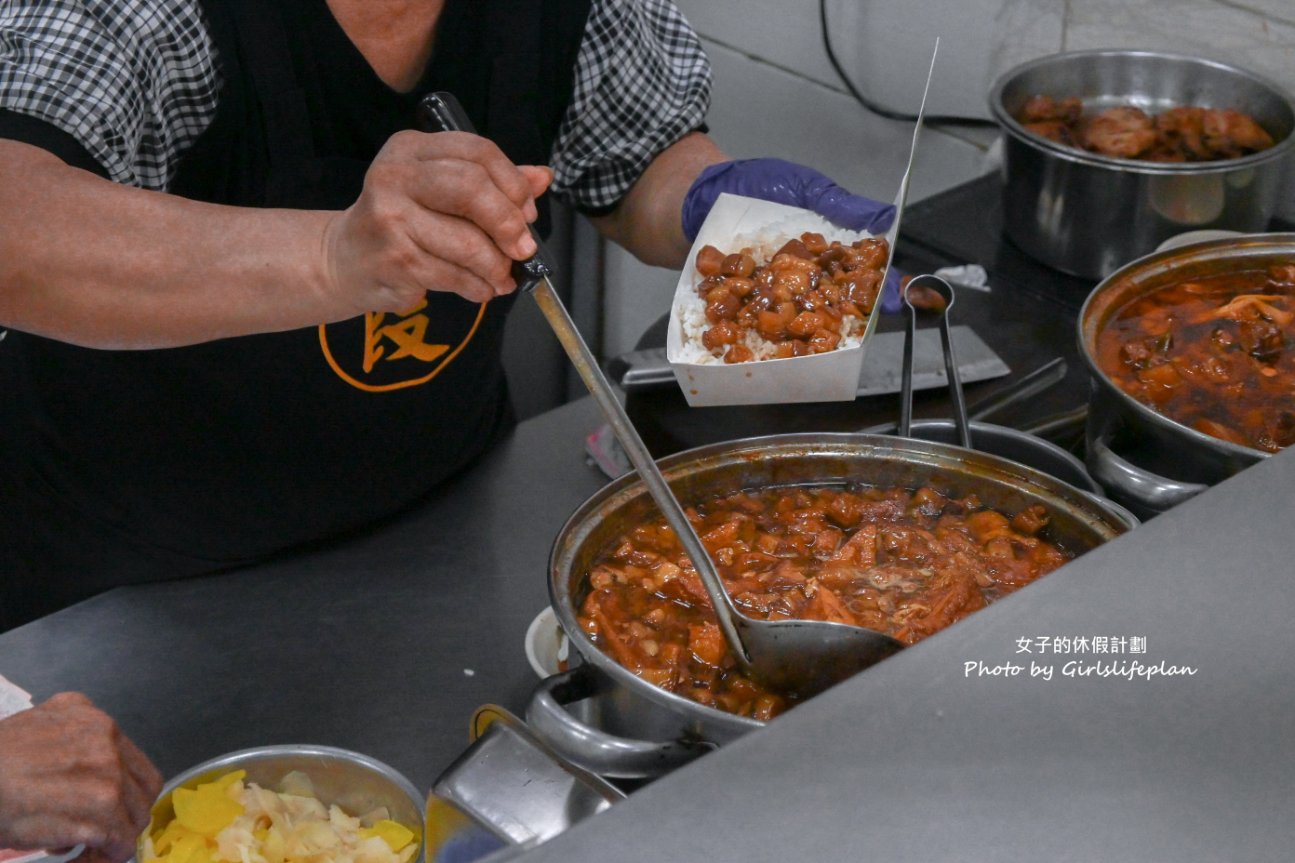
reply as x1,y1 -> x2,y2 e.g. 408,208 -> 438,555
0,0 -> 893,630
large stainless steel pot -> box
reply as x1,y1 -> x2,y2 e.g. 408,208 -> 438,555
1078,233 -> 1294,517
527,433 -> 1131,778
989,50 -> 1295,279
860,418 -> 1102,495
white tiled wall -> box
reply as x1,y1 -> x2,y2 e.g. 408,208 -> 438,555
595,0 -> 1295,359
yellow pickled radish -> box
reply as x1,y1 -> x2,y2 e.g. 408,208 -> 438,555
151,819 -> 191,854
358,820 -> 415,853
212,770 -> 247,793
167,832 -> 214,863
173,780 -> 246,837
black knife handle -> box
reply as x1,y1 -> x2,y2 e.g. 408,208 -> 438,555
415,92 -> 552,291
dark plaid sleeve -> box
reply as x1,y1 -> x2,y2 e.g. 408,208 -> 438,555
0,0 -> 219,189
549,0 -> 713,214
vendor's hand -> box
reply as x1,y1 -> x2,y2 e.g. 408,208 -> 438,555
0,693 -> 162,863
322,130 -> 551,311
681,158 -> 895,241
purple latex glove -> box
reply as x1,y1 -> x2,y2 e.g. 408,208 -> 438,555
682,157 -> 903,312
879,267 -> 903,315
681,158 -> 896,241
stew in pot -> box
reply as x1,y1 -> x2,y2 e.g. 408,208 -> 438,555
1016,95 -> 1276,162
1096,263 -> 1295,451
578,484 -> 1072,719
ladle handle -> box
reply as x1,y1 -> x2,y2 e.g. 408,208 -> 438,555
525,284 -> 746,639
417,93 -> 554,291
968,357 -> 1067,422
417,91 -> 751,665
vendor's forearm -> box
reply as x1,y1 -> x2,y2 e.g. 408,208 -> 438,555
590,131 -> 727,269
0,140 -> 337,349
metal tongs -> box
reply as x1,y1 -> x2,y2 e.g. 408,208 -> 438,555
901,274 -> 972,447
418,92 -> 900,701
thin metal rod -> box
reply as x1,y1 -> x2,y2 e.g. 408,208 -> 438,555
938,311 -> 972,449
900,303 -> 916,438
528,279 -> 751,665
415,89 -> 750,666
968,357 -> 1068,422
1021,405 -> 1089,439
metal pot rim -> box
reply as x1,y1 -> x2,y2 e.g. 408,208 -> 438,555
548,432 -> 1130,730
1077,231 -> 1295,460
988,49 -> 1295,173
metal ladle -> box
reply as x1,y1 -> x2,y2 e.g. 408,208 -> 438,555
418,92 -> 902,702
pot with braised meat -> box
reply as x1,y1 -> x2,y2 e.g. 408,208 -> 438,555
1015,95 -> 1276,163
527,434 -> 1130,778
579,483 -> 1069,721
989,50 -> 1295,278
1079,233 -> 1295,515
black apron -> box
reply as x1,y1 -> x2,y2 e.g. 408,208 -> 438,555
0,0 -> 590,629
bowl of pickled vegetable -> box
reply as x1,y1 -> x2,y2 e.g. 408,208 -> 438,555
138,745 -> 424,863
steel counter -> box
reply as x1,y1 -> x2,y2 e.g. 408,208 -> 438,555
2,373 -> 1293,859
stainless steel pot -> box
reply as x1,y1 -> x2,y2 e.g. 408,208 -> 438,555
861,418 -> 1101,495
989,50 -> 1295,279
527,433 -> 1131,778
1078,233 -> 1294,517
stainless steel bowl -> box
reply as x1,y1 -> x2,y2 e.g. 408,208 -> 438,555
140,745 -> 425,863
989,50 -> 1295,279
1078,232 -> 1294,517
528,432 -> 1131,778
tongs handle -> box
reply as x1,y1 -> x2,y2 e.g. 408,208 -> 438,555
415,92 -> 553,292
901,275 -> 972,449
900,295 -> 916,439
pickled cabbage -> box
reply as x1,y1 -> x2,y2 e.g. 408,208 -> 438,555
142,771 -> 419,863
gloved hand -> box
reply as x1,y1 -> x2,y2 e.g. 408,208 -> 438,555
682,157 -> 902,312
878,268 -> 904,315
681,158 -> 895,241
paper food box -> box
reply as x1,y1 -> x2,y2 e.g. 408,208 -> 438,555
664,44 -> 937,407
666,193 -> 901,406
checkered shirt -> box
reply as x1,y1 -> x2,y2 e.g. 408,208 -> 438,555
0,0 -> 712,211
